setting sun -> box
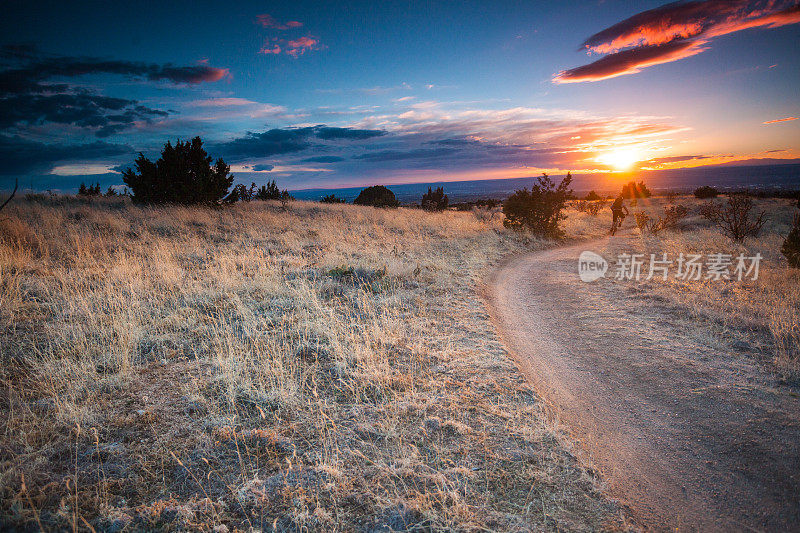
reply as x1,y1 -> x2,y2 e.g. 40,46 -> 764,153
598,148 -> 640,171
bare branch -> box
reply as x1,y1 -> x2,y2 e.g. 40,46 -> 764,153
0,178 -> 18,213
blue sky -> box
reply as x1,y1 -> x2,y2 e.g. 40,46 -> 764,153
1,0 -> 799,192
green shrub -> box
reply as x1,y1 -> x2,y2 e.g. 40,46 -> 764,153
621,180 -> 651,199
254,180 -> 288,201
502,172 -> 573,237
585,190 -> 602,201
226,183 -> 256,203
320,194 -> 346,204
353,185 -> 399,208
694,186 -> 719,199
122,137 -> 233,205
783,214 -> 800,268
421,186 -> 448,211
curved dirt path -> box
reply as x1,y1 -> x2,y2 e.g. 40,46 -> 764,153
485,235 -> 800,531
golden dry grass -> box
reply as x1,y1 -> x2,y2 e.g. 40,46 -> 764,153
0,196 -> 625,531
592,195 -> 800,378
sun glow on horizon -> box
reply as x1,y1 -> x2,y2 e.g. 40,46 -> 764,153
597,148 -> 641,171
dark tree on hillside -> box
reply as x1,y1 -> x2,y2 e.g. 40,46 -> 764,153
503,172 -> 573,237
621,180 -> 651,199
121,137 -> 233,205
353,185 -> 399,208
421,186 -> 448,211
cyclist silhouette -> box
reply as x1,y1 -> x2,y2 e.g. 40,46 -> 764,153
610,193 -> 629,235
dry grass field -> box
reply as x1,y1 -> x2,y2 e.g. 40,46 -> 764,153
0,196 -> 624,531
594,196 -> 800,380
1,192 -> 797,531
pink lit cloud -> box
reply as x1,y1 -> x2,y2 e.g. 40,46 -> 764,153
555,1 -> 800,83
255,14 -> 303,30
259,36 -> 323,57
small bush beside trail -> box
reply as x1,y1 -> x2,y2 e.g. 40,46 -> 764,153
701,194 -> 766,242
634,204 -> 688,234
503,172 -> 573,238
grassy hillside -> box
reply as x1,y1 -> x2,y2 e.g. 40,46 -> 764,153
0,197 -> 622,531
1,193 -> 796,530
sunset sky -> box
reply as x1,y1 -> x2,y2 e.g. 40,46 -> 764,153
1,0 -> 799,192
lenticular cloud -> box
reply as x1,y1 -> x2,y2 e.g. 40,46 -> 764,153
554,0 -> 800,83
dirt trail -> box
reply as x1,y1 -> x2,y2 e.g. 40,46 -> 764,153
485,235 -> 800,531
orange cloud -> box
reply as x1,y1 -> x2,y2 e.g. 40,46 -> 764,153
557,1 -> 800,83
763,116 -> 799,124
554,40 -> 707,83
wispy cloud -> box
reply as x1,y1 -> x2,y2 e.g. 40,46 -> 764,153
260,36 -> 324,57
555,0 -> 800,83
763,116 -> 798,124
255,14 -> 303,30
254,13 -> 322,57
184,98 -> 288,119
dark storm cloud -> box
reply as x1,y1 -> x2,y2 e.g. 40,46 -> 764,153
0,91 -> 168,135
0,46 -> 230,91
215,126 -> 387,160
555,0 -> 800,82
0,46 -> 229,137
0,134 -> 132,175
